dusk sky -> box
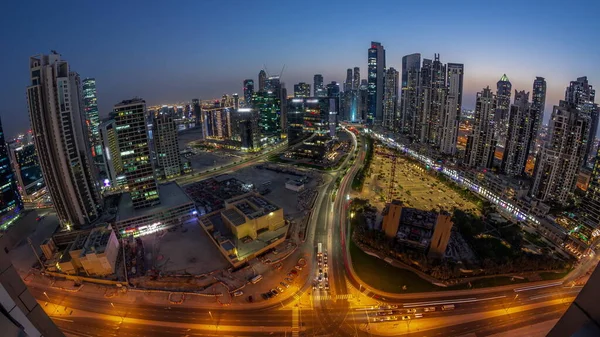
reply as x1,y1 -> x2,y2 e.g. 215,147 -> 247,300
1,0 -> 598,138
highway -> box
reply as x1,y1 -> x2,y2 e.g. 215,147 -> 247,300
29,128 -> 587,336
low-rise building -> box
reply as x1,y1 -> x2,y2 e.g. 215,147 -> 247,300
199,192 -> 288,266
115,182 -> 196,237
285,180 -> 305,192
381,200 -> 453,259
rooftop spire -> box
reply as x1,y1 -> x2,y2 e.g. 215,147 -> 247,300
500,74 -> 510,82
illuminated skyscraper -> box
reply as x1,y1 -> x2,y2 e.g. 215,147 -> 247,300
9,142 -> 45,202
440,63 -> 463,155
501,91 -> 540,176
368,41 -> 385,124
344,68 -> 353,92
0,117 -> 22,227
258,70 -> 267,92
531,101 -> 590,204
532,77 -> 546,118
294,82 -> 311,97
253,92 -> 281,144
243,79 -> 254,106
114,98 -> 160,208
82,78 -> 101,160
99,119 -> 125,190
419,54 -> 446,145
495,74 -> 512,144
313,74 -> 325,97
287,97 -> 338,144
153,115 -> 183,179
382,67 -> 399,129
582,146 -> 600,227
565,76 -> 598,167
358,80 -> 369,122
464,87 -> 497,169
400,53 -> 421,138
26,52 -> 100,228
353,67 -> 360,90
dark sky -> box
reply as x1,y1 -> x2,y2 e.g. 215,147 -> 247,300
1,0 -> 599,138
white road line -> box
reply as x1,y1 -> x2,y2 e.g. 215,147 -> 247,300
403,295 -> 507,308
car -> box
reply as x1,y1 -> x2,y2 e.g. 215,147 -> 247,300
295,265 -> 303,271
271,289 -> 279,296
285,277 -> 293,283
402,315 -> 411,321
280,282 -> 289,288
287,273 -> 295,278
324,272 -> 328,280
277,286 -> 284,293
233,290 -> 244,297
318,268 -> 323,274
389,305 -> 399,309
248,295 -> 253,303
325,283 -> 330,290
317,276 -> 322,283
406,308 -> 417,314
424,307 -> 436,312
415,313 -> 423,318
261,293 -> 268,300
291,269 -> 298,275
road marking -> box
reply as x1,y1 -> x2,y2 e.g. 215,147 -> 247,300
292,306 -> 299,337
403,295 -> 506,308
514,281 -> 563,292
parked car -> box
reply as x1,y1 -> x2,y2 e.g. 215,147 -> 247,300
233,290 -> 244,297
280,282 -> 289,288
277,286 -> 284,293
261,293 -> 269,300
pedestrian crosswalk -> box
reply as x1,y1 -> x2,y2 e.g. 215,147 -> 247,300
291,306 -> 299,337
313,294 -> 354,301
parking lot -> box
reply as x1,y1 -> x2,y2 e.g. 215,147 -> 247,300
361,147 -> 480,216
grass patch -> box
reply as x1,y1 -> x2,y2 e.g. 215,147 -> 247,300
349,240 -> 439,293
448,276 -> 529,290
539,271 -> 569,281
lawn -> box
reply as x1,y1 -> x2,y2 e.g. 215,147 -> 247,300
349,240 -> 439,293
539,271 -> 569,281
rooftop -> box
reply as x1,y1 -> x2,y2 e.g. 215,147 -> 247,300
222,208 -> 246,227
83,225 -> 113,255
116,182 -> 193,223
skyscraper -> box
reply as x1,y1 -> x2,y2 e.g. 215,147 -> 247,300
99,120 -> 125,189
565,76 -> 598,167
419,54 -> 446,145
313,74 -> 325,97
258,70 -> 267,92
9,142 -> 45,202
400,53 -> 421,137
531,101 -> 591,204
368,41 -> 385,124
344,68 -> 353,92
358,80 -> 369,122
243,79 -> 254,106
501,90 -> 540,176
382,67 -> 399,129
153,115 -> 183,179
495,74 -> 512,144
464,87 -> 497,169
26,52 -> 100,228
353,67 -> 360,90
233,93 -> 239,110
0,117 -> 22,226
532,77 -> 547,118
235,108 -> 261,150
82,78 -> 101,159
192,98 -> 202,126
288,97 -> 338,143
114,99 -> 160,209
581,146 -> 600,227
294,82 -> 311,97
253,92 -> 281,144
327,81 -> 340,97
440,63 -> 463,154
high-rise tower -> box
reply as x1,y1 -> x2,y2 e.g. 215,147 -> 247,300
565,76 -> 598,167
114,98 -> 160,209
258,70 -> 267,92
495,74 -> 512,145
368,41 -> 385,124
420,54 -> 446,145
464,87 -> 497,169
313,74 -> 325,97
400,53 -> 421,137
243,79 -> 254,107
26,52 -> 100,228
82,78 -> 101,159
293,82 -> 311,97
382,68 -> 399,129
0,117 -> 22,225
501,90 -> 540,176
153,115 -> 183,179
531,101 -> 591,203
353,67 -> 360,90
440,63 -> 463,154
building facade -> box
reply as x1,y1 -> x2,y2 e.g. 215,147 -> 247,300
293,82 -> 311,98
367,41 -> 385,124
440,63 -> 464,155
113,99 -> 160,209
313,74 -> 325,97
82,78 -> 101,159
153,115 -> 183,179
400,53 -> 421,138
419,54 -> 446,145
98,120 -> 125,190
531,101 -> 591,204
258,70 -> 266,92
495,74 -> 512,145
382,67 -> 399,129
9,142 -> 45,203
26,52 -> 101,228
0,118 -> 22,227
565,76 -> 598,167
501,90 -> 540,176
464,87 -> 497,169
